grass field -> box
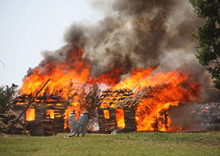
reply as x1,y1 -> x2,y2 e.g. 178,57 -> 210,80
0,131 -> 220,156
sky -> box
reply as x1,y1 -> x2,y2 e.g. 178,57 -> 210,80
0,0 -> 102,87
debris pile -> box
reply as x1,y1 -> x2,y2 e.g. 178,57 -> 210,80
195,102 -> 220,115
192,102 -> 220,126
0,110 -> 26,134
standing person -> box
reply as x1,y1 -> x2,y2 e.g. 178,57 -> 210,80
69,110 -> 76,136
77,110 -> 89,137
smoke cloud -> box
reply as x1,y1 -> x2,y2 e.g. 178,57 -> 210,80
26,0 -> 219,102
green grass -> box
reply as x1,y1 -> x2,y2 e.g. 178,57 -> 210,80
0,131 -> 220,156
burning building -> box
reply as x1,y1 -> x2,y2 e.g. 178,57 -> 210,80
97,71 -> 200,133
12,67 -> 201,134
11,0 -> 220,134
97,88 -> 137,133
13,94 -> 67,135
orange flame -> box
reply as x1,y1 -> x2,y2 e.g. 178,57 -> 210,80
113,67 -> 155,90
19,49 -> 200,132
103,110 -> 110,119
26,108 -> 35,121
117,69 -> 200,131
46,110 -> 54,119
116,108 -> 125,129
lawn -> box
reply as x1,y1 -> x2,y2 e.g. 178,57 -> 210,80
0,131 -> 220,156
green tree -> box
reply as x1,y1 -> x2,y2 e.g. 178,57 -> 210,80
0,85 -> 17,113
190,0 -> 220,88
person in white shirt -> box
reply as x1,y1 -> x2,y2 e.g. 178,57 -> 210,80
69,110 -> 76,135
77,110 -> 89,137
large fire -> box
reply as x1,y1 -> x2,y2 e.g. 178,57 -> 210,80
114,69 -> 200,131
19,49 -> 200,132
